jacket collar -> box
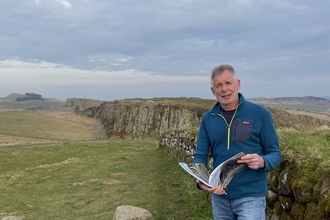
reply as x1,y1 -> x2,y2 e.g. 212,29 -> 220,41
211,93 -> 244,114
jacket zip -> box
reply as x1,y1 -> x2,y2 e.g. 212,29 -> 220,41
211,102 -> 241,150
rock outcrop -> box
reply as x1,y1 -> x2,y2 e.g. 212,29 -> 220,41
62,98 -> 103,112
63,98 -> 211,139
63,97 -> 330,139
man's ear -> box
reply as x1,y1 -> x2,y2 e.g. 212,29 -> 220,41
211,87 -> 215,96
237,79 -> 241,90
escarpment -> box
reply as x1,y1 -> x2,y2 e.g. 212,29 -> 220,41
63,97 -> 330,139
63,98 -> 213,139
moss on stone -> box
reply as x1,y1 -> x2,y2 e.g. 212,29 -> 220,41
304,202 -> 328,220
318,191 -> 330,215
279,195 -> 294,210
277,160 -> 297,196
291,202 -> 306,220
267,166 -> 281,191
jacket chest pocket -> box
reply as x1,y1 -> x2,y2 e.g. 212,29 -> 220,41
233,119 -> 252,142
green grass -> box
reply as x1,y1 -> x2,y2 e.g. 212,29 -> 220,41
0,140 -> 212,220
0,111 -> 95,146
116,97 -> 216,111
277,128 -> 330,169
78,99 -> 103,111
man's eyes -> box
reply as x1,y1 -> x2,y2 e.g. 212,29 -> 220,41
216,82 -> 231,88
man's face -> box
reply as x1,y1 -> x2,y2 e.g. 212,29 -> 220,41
211,69 -> 241,110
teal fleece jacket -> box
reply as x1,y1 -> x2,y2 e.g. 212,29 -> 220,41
193,93 -> 282,199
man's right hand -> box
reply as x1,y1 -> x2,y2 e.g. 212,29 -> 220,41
196,180 -> 226,195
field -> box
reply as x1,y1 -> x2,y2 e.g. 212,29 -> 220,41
0,111 -> 96,147
253,103 -> 329,112
0,110 -> 212,220
1,109 -> 330,220
284,109 -> 330,122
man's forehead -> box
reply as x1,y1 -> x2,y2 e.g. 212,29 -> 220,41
213,75 -> 236,82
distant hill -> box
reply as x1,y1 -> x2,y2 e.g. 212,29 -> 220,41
247,96 -> 330,112
2,93 -> 330,113
0,93 -> 65,110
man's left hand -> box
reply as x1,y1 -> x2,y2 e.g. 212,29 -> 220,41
238,154 -> 265,170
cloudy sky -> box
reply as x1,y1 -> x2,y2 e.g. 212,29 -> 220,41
0,0 -> 329,101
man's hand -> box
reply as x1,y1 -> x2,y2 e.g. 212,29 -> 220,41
238,153 -> 265,169
196,180 -> 227,195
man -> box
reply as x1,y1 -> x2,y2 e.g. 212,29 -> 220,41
193,64 -> 282,220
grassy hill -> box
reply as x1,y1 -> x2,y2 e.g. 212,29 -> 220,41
0,110 -> 96,147
0,93 -> 65,111
248,96 -> 330,113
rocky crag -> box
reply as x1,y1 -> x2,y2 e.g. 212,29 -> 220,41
63,97 -> 330,139
63,97 -> 213,139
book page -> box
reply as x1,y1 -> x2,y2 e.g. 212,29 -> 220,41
208,164 -> 222,187
179,162 -> 212,187
208,152 -> 246,189
179,152 -> 247,190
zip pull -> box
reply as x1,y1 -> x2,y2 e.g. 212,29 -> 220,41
227,126 -> 230,150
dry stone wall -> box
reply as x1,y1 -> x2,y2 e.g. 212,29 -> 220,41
159,129 -> 330,220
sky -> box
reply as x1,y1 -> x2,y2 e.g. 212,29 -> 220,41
0,0 -> 329,101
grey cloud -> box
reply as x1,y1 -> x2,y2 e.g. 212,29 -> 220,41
0,0 -> 329,99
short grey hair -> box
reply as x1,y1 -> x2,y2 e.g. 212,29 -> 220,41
211,64 -> 238,86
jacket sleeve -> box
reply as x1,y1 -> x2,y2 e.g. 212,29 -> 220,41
193,115 -> 211,168
260,110 -> 282,171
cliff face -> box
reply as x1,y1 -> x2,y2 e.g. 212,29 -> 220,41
62,98 -> 104,112
63,98 -> 330,139
63,98 -> 209,139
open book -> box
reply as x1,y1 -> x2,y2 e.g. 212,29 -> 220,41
179,152 -> 248,191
